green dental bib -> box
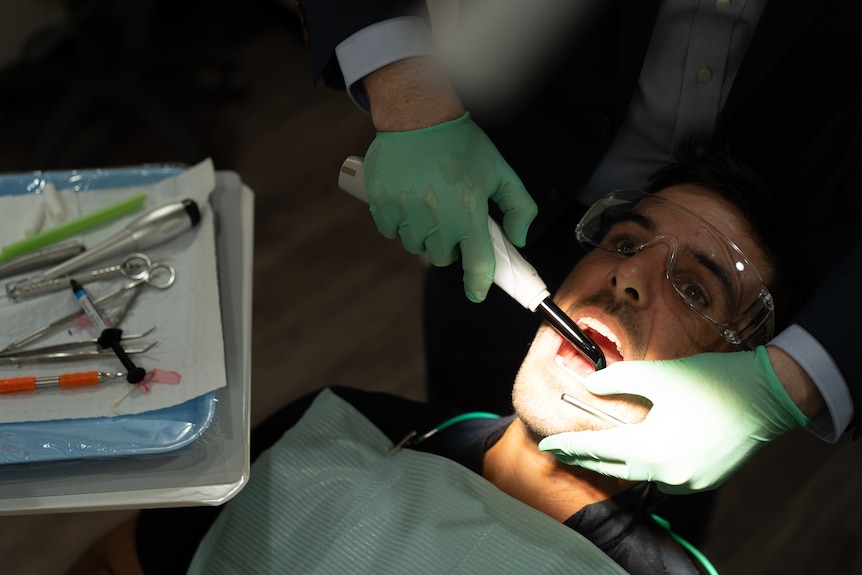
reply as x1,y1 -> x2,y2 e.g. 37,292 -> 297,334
187,390 -> 626,574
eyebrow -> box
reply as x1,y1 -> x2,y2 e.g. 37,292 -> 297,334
624,210 -> 735,306
613,211 -> 656,232
692,252 -> 734,306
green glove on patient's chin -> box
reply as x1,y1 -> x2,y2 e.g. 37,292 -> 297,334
364,112 -> 538,302
538,347 -> 810,494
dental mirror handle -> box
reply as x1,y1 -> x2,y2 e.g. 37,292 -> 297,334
338,156 -> 606,370
41,199 -> 201,280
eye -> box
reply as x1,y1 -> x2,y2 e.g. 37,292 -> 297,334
676,280 -> 710,307
601,233 -> 643,255
672,252 -> 735,319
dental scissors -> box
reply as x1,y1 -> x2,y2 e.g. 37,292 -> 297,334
6,253 -> 157,299
1,259 -> 176,353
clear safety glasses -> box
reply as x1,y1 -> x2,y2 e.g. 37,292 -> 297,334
576,190 -> 774,348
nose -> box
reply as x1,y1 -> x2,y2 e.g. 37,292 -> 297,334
606,243 -> 670,307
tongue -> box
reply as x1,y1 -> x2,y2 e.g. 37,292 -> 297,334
557,327 -> 622,375
557,341 -> 597,377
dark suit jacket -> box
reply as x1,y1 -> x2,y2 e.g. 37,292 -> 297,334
297,0 -> 862,428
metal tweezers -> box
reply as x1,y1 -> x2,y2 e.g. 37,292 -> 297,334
0,329 -> 157,365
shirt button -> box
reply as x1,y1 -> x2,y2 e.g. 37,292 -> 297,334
697,67 -> 713,84
715,0 -> 731,8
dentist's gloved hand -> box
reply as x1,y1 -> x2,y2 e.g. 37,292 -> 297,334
538,347 -> 810,494
364,112 -> 538,302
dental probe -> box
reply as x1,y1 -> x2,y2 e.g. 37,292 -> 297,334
40,199 -> 201,280
561,393 -> 626,428
338,155 -> 606,370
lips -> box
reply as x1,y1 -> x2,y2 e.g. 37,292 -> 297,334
555,316 -> 624,379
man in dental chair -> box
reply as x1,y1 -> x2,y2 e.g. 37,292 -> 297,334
70,141 -> 804,575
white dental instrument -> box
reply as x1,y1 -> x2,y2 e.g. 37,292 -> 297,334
42,182 -> 66,223
23,197 -> 46,237
338,155 -> 606,370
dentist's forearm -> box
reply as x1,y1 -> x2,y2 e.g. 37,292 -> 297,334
362,57 -> 465,132
768,345 -> 826,418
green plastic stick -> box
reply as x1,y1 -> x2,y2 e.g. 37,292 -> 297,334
0,193 -> 147,263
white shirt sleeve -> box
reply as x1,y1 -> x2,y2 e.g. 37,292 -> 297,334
335,16 -> 435,112
769,324 -> 854,443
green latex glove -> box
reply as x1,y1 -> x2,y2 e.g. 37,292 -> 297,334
364,112 -> 538,302
538,347 -> 810,494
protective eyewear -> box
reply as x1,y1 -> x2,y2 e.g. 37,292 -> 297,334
576,190 -> 774,348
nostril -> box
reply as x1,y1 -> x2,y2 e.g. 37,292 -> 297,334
625,287 -> 639,301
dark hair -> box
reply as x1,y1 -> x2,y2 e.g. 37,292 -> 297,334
645,138 -> 805,336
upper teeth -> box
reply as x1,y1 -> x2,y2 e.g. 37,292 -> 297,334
578,317 -> 623,358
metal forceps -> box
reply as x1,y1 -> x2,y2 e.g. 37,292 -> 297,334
6,253 -> 154,299
0,259 -> 176,353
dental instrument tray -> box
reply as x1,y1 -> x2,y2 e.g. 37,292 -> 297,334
0,166 -> 219,464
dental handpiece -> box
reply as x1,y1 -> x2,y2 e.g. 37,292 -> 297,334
338,156 -> 606,371
39,199 -> 201,280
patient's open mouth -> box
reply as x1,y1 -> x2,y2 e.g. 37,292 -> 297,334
555,317 -> 624,378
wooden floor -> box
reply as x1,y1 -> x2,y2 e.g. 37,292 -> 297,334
0,2 -> 859,573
